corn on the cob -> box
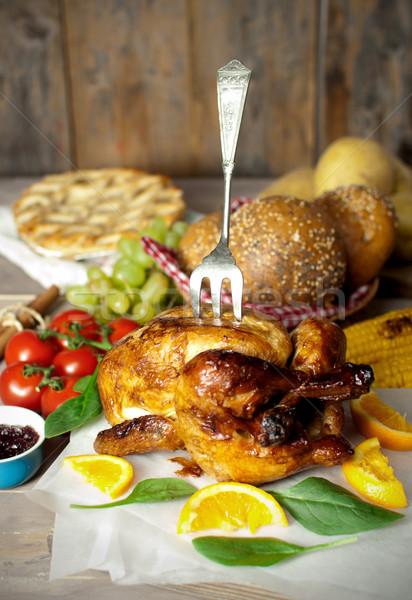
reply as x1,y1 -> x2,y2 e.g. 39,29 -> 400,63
344,307 -> 412,365
369,356 -> 412,388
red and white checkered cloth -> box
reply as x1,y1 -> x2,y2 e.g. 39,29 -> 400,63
141,197 -> 375,330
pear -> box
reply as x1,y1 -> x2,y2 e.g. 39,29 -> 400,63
257,167 -> 316,201
315,136 -> 394,196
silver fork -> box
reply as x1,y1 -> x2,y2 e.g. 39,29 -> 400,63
189,59 -> 251,321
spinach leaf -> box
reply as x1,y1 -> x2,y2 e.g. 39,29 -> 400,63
72,375 -> 93,393
70,477 -> 197,509
44,366 -> 102,438
268,477 -> 404,535
192,535 -> 357,566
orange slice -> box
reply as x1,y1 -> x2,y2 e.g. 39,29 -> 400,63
350,392 -> 412,451
63,454 -> 134,499
342,437 -> 407,508
176,482 -> 288,534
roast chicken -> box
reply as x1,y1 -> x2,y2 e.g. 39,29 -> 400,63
95,305 -> 373,484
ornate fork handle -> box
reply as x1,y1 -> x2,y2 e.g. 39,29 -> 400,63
189,60 -> 251,321
217,60 -> 252,247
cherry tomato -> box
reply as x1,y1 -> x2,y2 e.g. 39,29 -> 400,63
0,362 -> 44,412
49,309 -> 100,349
40,376 -> 81,418
107,317 -> 139,345
4,330 -> 59,366
51,346 -> 99,378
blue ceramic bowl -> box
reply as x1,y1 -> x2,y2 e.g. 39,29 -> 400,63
0,405 -> 45,489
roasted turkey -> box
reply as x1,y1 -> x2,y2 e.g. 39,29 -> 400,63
95,305 -> 373,484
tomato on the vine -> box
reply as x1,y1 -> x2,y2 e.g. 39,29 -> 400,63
4,330 -> 59,366
0,362 -> 45,412
51,346 -> 99,378
107,317 -> 139,345
40,376 -> 81,418
49,309 -> 100,349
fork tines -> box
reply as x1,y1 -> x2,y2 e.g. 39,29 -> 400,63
189,252 -> 244,321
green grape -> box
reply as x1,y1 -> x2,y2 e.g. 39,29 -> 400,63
93,306 -> 114,323
171,220 -> 189,237
113,255 -> 134,268
140,227 -> 164,244
150,217 -> 168,242
133,241 -> 154,269
124,287 -> 141,307
117,236 -> 141,260
142,272 -> 170,307
106,289 -> 131,315
118,237 -> 153,268
66,285 -> 100,309
87,265 -> 109,281
88,277 -> 114,295
164,230 -> 180,249
111,261 -> 146,289
132,300 -> 156,324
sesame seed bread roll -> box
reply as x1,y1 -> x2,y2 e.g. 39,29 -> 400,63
178,196 -> 347,307
229,196 -> 346,306
177,212 -> 221,275
315,185 -> 398,290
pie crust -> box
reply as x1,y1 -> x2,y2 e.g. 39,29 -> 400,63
13,168 -> 185,259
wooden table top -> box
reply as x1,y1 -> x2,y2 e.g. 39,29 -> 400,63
1,177 -> 411,600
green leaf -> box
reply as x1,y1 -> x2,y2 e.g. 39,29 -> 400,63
268,477 -> 404,535
192,535 -> 357,567
70,477 -> 197,509
73,375 -> 92,393
44,366 -> 102,438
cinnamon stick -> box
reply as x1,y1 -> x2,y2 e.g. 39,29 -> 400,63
0,285 -> 60,359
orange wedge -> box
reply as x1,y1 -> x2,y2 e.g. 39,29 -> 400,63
342,437 -> 407,508
350,392 -> 412,451
63,454 -> 134,499
176,482 -> 288,534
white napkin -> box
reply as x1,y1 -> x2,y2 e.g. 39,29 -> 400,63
0,206 -> 91,292
26,390 -> 412,599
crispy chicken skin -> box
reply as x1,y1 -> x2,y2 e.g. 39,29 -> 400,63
94,415 -> 183,456
97,304 -> 292,425
95,307 -> 374,484
290,316 -> 347,375
174,349 -> 373,484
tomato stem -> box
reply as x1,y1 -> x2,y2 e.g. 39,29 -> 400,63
39,323 -> 111,351
23,363 -> 65,392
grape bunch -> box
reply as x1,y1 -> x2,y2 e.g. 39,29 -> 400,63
66,217 -> 188,324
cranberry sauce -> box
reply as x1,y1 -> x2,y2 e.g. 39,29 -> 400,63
0,424 -> 40,459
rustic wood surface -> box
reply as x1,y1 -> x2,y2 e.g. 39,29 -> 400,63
1,0 -> 411,177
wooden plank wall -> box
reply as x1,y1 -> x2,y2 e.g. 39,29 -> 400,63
0,0 -> 411,177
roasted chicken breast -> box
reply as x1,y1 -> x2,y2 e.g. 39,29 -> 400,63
97,304 -> 292,425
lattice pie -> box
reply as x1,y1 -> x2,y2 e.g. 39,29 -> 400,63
13,168 -> 185,259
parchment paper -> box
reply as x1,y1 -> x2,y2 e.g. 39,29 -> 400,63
26,389 -> 412,600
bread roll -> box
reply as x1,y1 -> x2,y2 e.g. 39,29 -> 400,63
178,196 -> 347,307
315,185 -> 397,289
177,212 -> 221,275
